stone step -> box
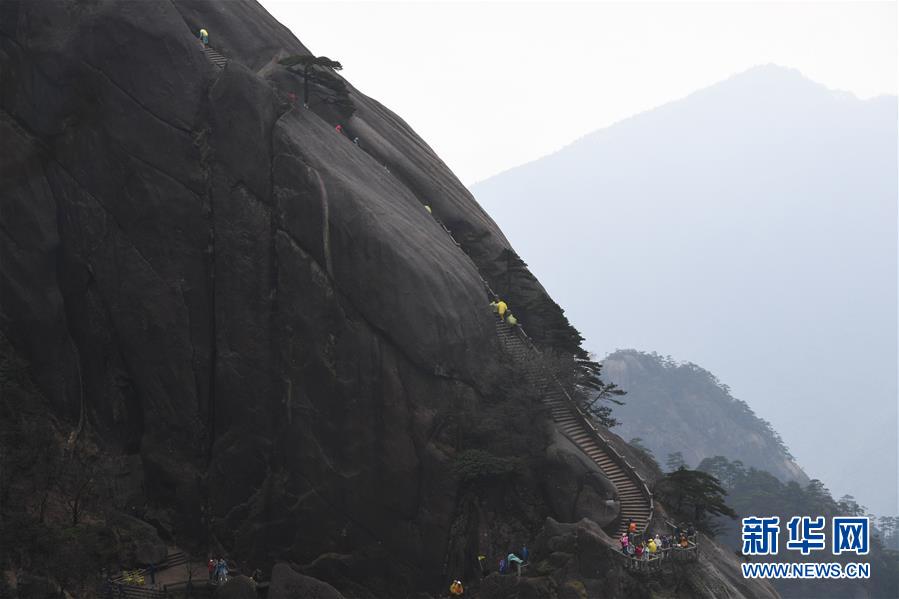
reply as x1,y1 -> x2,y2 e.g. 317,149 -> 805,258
589,451 -> 615,461
592,459 -> 617,469
620,512 -> 651,519
610,478 -> 633,489
618,491 -> 646,498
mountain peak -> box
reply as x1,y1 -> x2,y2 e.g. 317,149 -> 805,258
713,63 -> 857,100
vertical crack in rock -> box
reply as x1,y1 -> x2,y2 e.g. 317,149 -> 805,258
310,166 -> 334,278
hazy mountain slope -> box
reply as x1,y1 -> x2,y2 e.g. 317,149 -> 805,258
472,65 -> 897,514
603,350 -> 808,483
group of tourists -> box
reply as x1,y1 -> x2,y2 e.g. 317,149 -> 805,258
207,557 -> 229,584
490,299 -> 518,327
479,546 -> 529,578
448,546 -> 529,596
334,124 -> 361,146
497,546 -> 528,576
619,520 -> 697,563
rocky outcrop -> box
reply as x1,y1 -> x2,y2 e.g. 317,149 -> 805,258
106,512 -> 168,566
542,431 -> 618,527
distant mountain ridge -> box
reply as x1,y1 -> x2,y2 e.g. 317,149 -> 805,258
603,350 -> 809,484
471,64 -> 897,515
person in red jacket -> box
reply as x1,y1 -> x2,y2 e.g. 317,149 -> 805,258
207,558 -> 215,580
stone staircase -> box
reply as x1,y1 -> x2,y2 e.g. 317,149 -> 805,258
203,46 -> 227,68
493,320 -> 653,536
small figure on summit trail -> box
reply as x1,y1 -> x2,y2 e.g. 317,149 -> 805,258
628,518 -> 637,534
507,552 -> 524,576
478,555 -> 488,577
505,312 -> 518,327
199,28 -> 209,47
496,300 -> 507,321
449,580 -> 464,596
335,124 -> 344,135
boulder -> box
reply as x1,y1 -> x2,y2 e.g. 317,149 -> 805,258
106,512 -> 167,566
543,431 -> 618,527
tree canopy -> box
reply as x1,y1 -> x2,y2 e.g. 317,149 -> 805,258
655,467 -> 737,532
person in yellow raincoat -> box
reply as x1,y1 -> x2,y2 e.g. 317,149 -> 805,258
199,28 -> 209,46
496,300 -> 507,320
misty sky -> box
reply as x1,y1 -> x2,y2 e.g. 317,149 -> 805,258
262,0 -> 897,184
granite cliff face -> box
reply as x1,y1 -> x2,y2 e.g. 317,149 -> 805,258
2,2 -> 778,597
0,0 -> 583,590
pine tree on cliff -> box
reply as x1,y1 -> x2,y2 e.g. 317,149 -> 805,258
666,451 -> 686,472
278,54 -> 344,107
656,467 -> 737,532
497,248 -> 586,357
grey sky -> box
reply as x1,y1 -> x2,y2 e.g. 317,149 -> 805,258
262,0 -> 897,184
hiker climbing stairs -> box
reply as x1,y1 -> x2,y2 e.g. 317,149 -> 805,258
203,46 -> 228,68
421,204 -> 653,537
494,320 -> 653,536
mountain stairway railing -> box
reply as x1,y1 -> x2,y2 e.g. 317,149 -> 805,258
108,551 -> 188,584
427,210 -> 653,536
494,320 -> 653,536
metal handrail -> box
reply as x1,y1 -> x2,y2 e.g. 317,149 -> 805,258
509,325 -> 654,532
428,207 -> 653,533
